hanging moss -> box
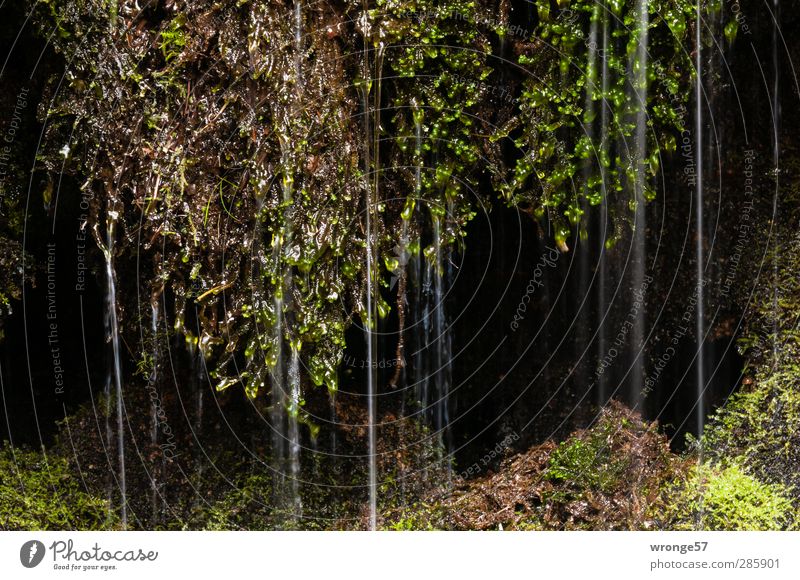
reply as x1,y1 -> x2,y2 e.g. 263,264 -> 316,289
501,0 -> 700,239
29,0 -> 713,412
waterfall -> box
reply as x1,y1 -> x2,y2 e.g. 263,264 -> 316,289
412,109 -> 429,434
596,2 -> 611,406
287,348 -> 302,515
102,207 -> 127,529
581,5 -> 600,398
149,301 -> 160,525
359,8 -> 383,528
191,345 -> 205,491
771,0 -> 780,367
268,0 -> 306,525
629,0 -> 649,407
329,391 -> 338,465
694,0 -> 706,442
294,0 -> 303,90
433,218 -> 453,478
269,293 -> 288,509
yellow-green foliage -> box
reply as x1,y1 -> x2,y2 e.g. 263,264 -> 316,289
660,463 -> 796,531
702,213 -> 800,495
0,443 -> 113,530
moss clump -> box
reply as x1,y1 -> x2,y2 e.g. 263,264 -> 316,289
387,403 -> 676,530
502,0 -> 704,245
384,502 -> 444,531
658,463 -> 796,531
0,443 -> 114,530
544,418 -> 630,494
700,148 -> 800,502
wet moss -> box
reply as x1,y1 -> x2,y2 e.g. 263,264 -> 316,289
657,462 -> 797,531
0,443 -> 114,530
385,403 -> 678,530
27,0 -> 712,414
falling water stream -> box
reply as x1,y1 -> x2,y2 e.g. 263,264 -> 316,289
771,0 -> 780,368
694,0 -> 706,444
270,290 -> 288,506
102,207 -> 127,529
267,0 -> 306,524
359,6 -> 379,530
577,5 -> 600,395
596,3 -> 611,405
430,217 -> 452,476
629,0 -> 649,406
287,348 -> 301,514
149,301 -> 160,524
368,42 -> 385,532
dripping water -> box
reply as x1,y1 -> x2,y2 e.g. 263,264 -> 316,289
771,0 -> 780,368
629,0 -> 649,407
359,8 -> 383,527
192,345 -> 205,491
431,215 -> 453,481
270,292 -> 287,510
149,301 -> 160,525
102,207 -> 127,529
694,0 -> 706,445
368,42 -> 384,532
328,391 -> 338,468
287,347 -> 302,515
580,4 -> 600,395
103,373 -> 113,519
693,2 -> 707,531
412,110 -> 429,434
294,0 -> 303,91
596,2 -> 611,406
269,0 -> 306,524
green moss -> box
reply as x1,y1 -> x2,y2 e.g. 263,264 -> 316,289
659,463 -> 796,531
384,503 -> 443,531
701,175 -> 800,497
544,418 -> 629,495
160,15 -> 187,63
0,443 -> 114,530
187,472 -> 276,531
504,0 -> 711,236
29,0 -> 717,426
